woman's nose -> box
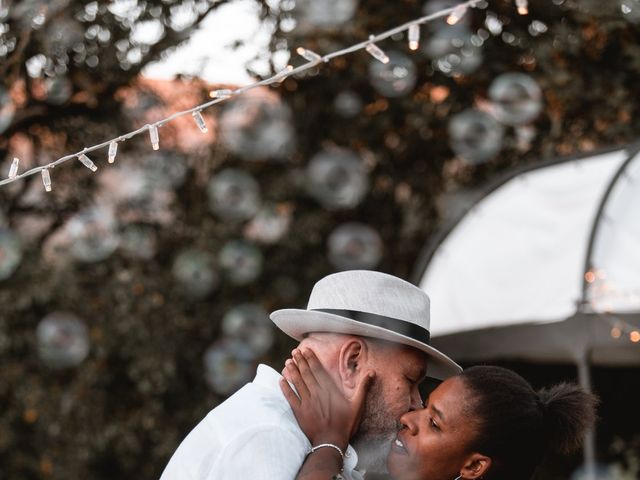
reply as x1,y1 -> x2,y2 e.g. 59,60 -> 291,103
399,411 -> 419,435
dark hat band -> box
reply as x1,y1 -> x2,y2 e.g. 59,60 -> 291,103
311,308 -> 431,344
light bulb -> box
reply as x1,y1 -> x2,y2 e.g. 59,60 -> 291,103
41,169 -> 52,192
270,65 -> 294,85
210,89 -> 233,99
192,111 -> 208,133
365,37 -> 390,64
446,5 -> 468,25
108,141 -> 118,164
296,47 -> 322,62
8,157 -> 19,179
149,124 -> 159,150
515,0 -> 528,15
408,24 -> 420,50
78,153 -> 97,172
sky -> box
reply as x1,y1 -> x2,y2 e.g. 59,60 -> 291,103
142,0 -> 274,85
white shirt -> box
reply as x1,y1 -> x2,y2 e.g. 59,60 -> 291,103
160,364 -> 364,480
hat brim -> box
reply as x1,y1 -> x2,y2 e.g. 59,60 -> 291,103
270,308 -> 462,380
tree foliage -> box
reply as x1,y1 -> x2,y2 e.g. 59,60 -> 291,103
1,0 -> 639,478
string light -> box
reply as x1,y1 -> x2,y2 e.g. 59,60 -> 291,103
408,24 -> 420,51
78,153 -> 97,172
108,141 -> 118,164
447,5 -> 468,25
0,0 -> 481,191
8,157 -> 19,179
192,111 -> 208,133
209,89 -> 233,99
268,65 -> 294,85
515,0 -> 529,15
365,36 -> 390,64
599,313 -> 640,344
41,169 -> 51,192
296,47 -> 323,63
148,124 -> 160,150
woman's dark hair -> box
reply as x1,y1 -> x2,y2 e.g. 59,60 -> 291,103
459,366 -> 599,480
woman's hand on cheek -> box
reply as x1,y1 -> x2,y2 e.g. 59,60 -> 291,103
280,348 -> 375,449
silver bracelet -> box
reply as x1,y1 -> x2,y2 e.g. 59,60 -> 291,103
307,443 -> 345,460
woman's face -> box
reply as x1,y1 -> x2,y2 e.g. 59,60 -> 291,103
386,377 -> 480,480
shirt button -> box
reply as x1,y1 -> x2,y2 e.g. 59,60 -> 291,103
345,450 -> 351,458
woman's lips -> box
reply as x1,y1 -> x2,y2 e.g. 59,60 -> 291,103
391,432 -> 409,455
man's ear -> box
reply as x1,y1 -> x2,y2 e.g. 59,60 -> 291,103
337,338 -> 368,391
460,453 -> 491,480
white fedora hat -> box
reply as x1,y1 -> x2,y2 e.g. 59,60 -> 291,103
270,270 -> 461,380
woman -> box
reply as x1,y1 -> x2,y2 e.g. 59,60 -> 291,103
280,349 -> 598,480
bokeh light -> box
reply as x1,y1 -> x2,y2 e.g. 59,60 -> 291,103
141,151 -> 188,189
368,50 -> 417,98
294,0 -> 359,28
67,206 -> 120,263
36,312 -> 90,369
44,76 -> 73,105
0,228 -> 22,281
328,222 -> 383,270
222,303 -> 274,356
489,72 -> 543,126
203,338 -> 256,395
119,224 -> 157,260
207,168 -> 262,222
172,248 -> 219,299
244,204 -> 291,244
219,95 -> 295,161
218,240 -> 263,285
424,26 -> 483,76
0,85 -> 16,134
333,91 -> 363,118
307,148 -> 368,210
620,0 -> 640,23
448,108 -> 505,164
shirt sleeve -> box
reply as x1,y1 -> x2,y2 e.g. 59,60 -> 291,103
206,425 -> 309,480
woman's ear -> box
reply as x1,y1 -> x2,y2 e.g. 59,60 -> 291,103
337,338 -> 368,391
460,453 -> 491,479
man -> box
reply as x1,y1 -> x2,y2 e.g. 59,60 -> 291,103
160,270 -> 460,479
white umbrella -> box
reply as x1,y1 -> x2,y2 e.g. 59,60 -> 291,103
415,145 -> 640,478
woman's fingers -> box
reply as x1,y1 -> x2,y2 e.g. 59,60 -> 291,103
300,348 -> 334,386
285,358 -> 311,400
279,377 -> 301,409
292,349 -> 319,391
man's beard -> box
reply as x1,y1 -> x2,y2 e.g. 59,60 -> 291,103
351,377 -> 400,474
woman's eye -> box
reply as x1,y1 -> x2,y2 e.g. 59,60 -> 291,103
430,418 -> 440,430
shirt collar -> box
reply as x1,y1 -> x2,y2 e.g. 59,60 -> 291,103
344,445 -> 361,476
252,364 -> 285,391
253,364 -> 363,478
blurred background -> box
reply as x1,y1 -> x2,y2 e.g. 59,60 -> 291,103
0,0 -> 639,478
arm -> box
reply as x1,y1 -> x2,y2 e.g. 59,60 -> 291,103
280,349 -> 374,480
295,447 -> 344,480
210,426 -> 310,480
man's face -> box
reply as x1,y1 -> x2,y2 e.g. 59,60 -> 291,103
352,343 -> 427,472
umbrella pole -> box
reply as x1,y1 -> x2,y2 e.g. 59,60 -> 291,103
577,352 -> 597,480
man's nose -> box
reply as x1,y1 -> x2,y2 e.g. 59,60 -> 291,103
409,391 -> 423,411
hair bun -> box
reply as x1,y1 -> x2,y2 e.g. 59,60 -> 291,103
536,383 -> 599,455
